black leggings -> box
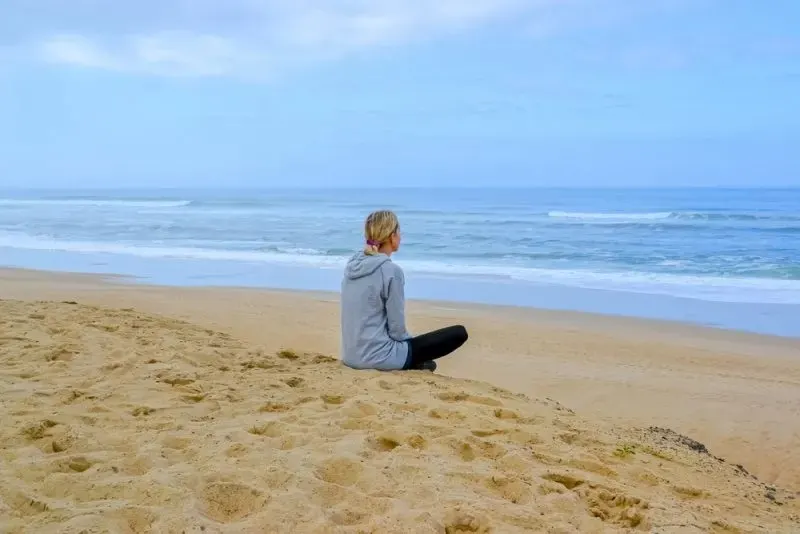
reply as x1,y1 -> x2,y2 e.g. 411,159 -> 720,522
404,325 -> 468,369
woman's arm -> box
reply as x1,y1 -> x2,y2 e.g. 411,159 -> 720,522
384,265 -> 412,341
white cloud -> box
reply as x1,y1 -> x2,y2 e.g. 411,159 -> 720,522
17,0 -> 529,78
39,33 -> 239,77
40,35 -> 119,70
10,0 -> 696,78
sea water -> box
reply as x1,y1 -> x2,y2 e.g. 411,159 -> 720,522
1,188 -> 798,337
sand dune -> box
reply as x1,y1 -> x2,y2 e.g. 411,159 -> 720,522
0,299 -> 797,533
4,268 -> 800,493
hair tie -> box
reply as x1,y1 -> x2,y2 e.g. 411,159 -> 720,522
366,239 -> 381,247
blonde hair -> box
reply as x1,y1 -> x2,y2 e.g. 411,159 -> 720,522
363,210 -> 399,255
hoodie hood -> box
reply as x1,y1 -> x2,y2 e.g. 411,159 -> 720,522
344,251 -> 391,280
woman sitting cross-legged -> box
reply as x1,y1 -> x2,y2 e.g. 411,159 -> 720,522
340,210 -> 468,372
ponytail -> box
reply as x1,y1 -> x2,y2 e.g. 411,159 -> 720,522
364,239 -> 381,256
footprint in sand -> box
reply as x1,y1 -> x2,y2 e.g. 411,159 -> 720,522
63,456 -> 93,473
45,344 -> 79,362
321,394 -> 346,405
428,408 -> 467,422
258,401 -> 291,413
276,434 -> 313,450
61,389 -> 93,404
540,472 -> 649,529
471,428 -> 507,438
442,509 -> 491,534
450,440 -> 477,462
283,376 -> 304,388
105,507 -> 158,533
493,408 -> 520,420
49,425 -> 80,453
196,482 -> 268,523
486,473 -> 532,504
368,431 -> 427,452
327,504 -> 369,526
566,457 -> 618,478
241,358 -> 279,371
583,485 -> 648,529
5,490 -> 50,516
248,422 -> 285,438
471,436 -> 508,460
436,391 -> 503,407
672,485 -> 707,499
159,374 -> 196,386
311,354 -> 337,365
541,472 -> 586,490
21,419 -> 58,441
315,457 -> 363,487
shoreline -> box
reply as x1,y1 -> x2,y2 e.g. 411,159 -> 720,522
2,266 -> 800,492
4,263 -> 800,345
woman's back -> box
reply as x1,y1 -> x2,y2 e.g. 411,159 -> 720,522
340,250 -> 410,370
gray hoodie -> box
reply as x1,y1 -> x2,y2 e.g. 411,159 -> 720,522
340,251 -> 411,370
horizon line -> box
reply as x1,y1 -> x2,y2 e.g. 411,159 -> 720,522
2,185 -> 799,192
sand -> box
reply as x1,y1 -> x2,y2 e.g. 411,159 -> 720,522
1,269 -> 799,532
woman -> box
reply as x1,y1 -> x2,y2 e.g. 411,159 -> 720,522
340,210 -> 468,372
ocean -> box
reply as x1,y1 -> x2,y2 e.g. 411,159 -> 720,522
1,188 -> 799,337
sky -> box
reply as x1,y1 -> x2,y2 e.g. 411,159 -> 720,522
1,0 -> 799,188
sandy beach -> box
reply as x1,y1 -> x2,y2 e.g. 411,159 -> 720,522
1,268 -> 799,532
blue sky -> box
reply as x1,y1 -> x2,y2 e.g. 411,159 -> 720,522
1,0 -> 798,188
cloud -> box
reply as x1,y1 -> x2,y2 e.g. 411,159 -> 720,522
9,0 -> 528,78
6,0 -> 698,79
40,35 -> 119,70
39,32 -> 259,77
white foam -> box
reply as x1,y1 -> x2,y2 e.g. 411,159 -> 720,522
548,211 -> 673,221
396,258 -> 800,304
0,232 -> 345,268
2,232 -> 799,305
0,199 -> 190,208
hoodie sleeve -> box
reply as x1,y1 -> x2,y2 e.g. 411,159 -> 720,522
383,263 -> 412,341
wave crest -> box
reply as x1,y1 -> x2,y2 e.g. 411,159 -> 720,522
548,210 -> 800,224
547,211 -> 673,220
0,199 -> 191,208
